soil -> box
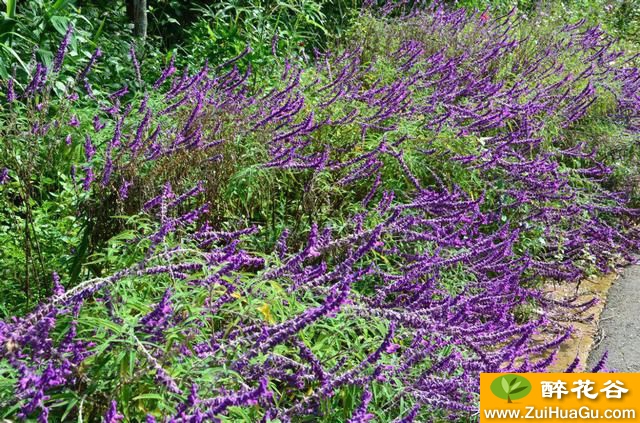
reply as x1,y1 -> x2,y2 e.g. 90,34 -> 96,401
543,273 -> 619,372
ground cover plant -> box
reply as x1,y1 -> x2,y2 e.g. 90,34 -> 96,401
1,1 -> 640,421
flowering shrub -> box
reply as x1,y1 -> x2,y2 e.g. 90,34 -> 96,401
1,2 -> 639,421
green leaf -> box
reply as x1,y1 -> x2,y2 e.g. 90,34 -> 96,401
511,381 -> 521,391
0,42 -> 29,74
510,386 -> 528,395
206,23 -> 216,41
1,402 -> 21,418
509,377 -> 518,386
132,393 -> 165,401
60,398 -> 79,421
38,49 -> 54,67
51,0 -> 67,11
82,317 -> 123,333
92,16 -> 106,44
501,377 -> 510,394
50,15 -> 69,35
54,80 -> 66,92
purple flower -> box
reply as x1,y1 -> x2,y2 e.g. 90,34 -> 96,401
68,115 -> 80,127
591,352 -> 609,373
139,288 -> 173,340
52,272 -> 64,296
82,166 -> 94,191
6,76 -> 16,102
201,377 -> 272,416
118,180 -> 132,199
385,342 -> 401,354
109,85 -> 129,99
0,168 -> 9,185
84,135 -> 95,161
104,401 -> 123,423
130,45 -> 142,84
93,115 -> 106,132
348,388 -> 374,423
154,56 -> 176,89
53,25 -> 73,73
78,48 -> 102,81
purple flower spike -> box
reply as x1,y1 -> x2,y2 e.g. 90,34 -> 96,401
104,401 -> 123,423
0,168 -> 9,185
348,388 -> 375,423
53,25 -> 73,73
130,45 -> 142,84
52,272 -> 64,296
84,135 -> 95,161
6,75 -> 16,102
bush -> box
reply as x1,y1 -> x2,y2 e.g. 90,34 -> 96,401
1,2 -> 639,421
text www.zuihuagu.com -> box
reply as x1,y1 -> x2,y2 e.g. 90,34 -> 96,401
484,406 -> 636,419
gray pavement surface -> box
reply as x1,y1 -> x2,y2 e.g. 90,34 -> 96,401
587,266 -> 640,372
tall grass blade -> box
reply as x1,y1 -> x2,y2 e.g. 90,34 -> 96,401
6,0 -> 16,19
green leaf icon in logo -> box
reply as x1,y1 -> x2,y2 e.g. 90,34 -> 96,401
490,375 -> 532,403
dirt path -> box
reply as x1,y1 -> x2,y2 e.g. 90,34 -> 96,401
544,273 -> 618,372
587,266 -> 640,372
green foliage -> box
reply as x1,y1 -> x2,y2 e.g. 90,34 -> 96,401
0,0 -> 167,93
1,0 -> 640,420
0,173 -> 81,316
0,0 -> 85,79
449,0 -> 640,44
180,0 -> 357,73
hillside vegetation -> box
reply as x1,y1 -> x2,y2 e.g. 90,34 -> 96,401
1,1 -> 639,421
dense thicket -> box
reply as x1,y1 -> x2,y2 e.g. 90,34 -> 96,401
1,1 -> 640,421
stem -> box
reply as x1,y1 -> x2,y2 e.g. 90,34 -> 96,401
24,214 -> 30,306
507,395 -> 512,403
6,0 -> 16,19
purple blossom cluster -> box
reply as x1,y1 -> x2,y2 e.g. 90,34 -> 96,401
1,2 -> 639,422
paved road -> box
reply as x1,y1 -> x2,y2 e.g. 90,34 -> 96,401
587,266 -> 640,372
